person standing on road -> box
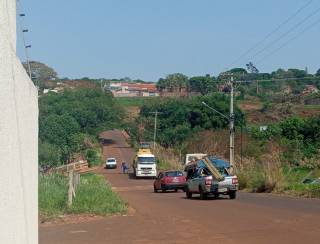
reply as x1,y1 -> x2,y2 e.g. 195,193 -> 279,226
121,162 -> 126,174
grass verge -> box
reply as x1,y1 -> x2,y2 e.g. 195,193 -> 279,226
39,173 -> 127,222
70,173 -> 127,215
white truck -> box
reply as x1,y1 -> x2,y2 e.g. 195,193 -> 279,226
133,147 -> 157,178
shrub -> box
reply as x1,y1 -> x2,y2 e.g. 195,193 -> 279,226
85,149 -> 101,167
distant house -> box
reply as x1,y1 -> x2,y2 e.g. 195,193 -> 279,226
109,82 -> 159,97
302,85 -> 319,96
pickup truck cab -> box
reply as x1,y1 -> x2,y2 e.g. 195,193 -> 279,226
185,157 -> 238,200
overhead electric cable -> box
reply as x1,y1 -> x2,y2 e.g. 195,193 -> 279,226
249,5 -> 320,61
223,0 -> 314,71
256,16 -> 320,64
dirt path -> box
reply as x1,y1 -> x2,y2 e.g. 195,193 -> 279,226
40,130 -> 320,244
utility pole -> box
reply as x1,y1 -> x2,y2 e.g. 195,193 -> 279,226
149,111 -> 162,152
100,79 -> 104,92
202,73 -> 235,173
228,76 -> 235,173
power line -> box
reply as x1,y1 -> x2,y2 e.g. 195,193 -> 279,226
249,5 -> 320,62
223,0 -> 314,71
256,17 -> 320,65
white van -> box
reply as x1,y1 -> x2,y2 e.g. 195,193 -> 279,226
105,158 -> 117,169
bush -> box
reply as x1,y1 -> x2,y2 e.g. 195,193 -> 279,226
138,94 -> 244,147
85,149 -> 101,167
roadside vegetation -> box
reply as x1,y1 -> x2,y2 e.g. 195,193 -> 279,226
38,88 -> 126,221
32,61 -> 320,206
123,68 -> 320,198
39,173 -> 127,222
128,93 -> 244,148
39,88 -> 124,170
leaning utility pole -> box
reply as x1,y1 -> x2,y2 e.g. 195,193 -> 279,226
149,111 -> 162,152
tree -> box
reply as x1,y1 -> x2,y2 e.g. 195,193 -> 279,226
316,69 -> 320,77
39,141 -> 61,170
188,75 -> 216,95
38,88 -> 123,165
271,68 -> 307,79
23,61 -> 58,81
229,68 -> 248,74
219,68 -> 247,81
156,73 -> 188,90
139,94 -> 244,147
39,114 -> 81,162
246,62 -> 259,74
23,61 -> 58,89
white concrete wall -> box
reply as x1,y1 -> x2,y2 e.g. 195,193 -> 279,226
0,0 -> 38,243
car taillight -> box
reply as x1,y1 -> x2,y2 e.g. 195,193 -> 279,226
205,178 -> 212,185
232,177 -> 238,184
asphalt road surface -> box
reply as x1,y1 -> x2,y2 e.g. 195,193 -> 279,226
40,130 -> 320,244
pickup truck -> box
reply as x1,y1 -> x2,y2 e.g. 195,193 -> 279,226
185,157 -> 238,200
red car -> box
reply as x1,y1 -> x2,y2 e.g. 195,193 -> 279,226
153,170 -> 186,193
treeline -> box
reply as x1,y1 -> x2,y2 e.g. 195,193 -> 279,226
39,88 -> 123,169
130,94 -> 244,147
155,68 -> 320,96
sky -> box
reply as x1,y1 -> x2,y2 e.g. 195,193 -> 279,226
17,0 -> 320,81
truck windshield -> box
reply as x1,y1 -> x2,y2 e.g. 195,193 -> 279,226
138,157 -> 155,164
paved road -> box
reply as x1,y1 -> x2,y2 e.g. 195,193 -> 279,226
40,130 -> 320,244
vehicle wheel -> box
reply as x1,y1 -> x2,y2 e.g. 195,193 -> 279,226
154,185 -> 158,193
199,187 -> 207,200
229,191 -> 237,199
186,187 -> 192,199
174,189 -> 178,192
214,193 -> 219,199
161,184 -> 166,193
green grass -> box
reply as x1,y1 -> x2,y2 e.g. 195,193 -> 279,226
70,174 -> 127,215
285,183 -> 320,198
39,174 -> 68,218
116,97 -> 158,107
39,173 -> 127,221
237,165 -> 320,197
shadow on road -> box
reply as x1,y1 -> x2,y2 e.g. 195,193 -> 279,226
115,146 -> 132,149
182,196 -> 233,201
101,138 -> 116,145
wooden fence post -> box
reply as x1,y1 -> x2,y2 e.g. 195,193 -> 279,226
68,169 -> 74,207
